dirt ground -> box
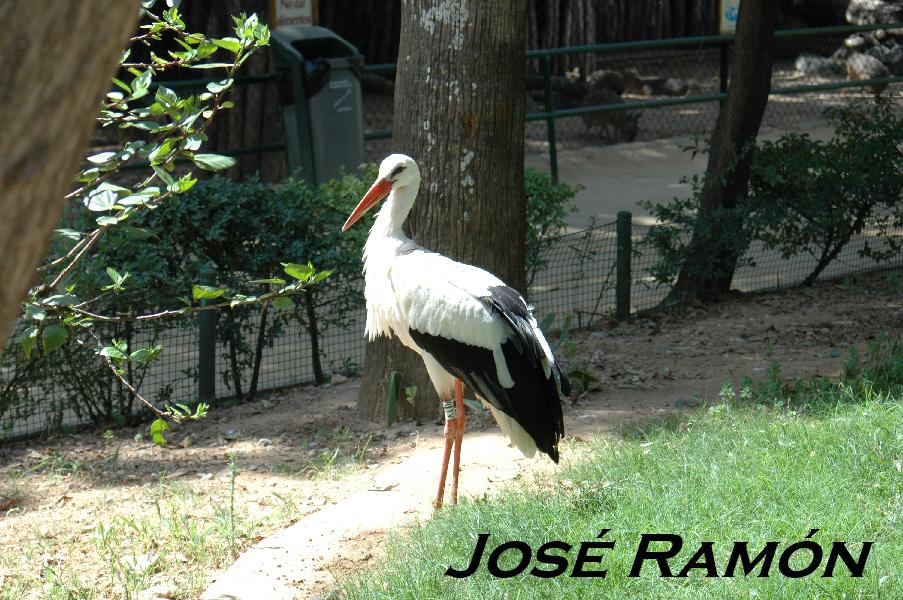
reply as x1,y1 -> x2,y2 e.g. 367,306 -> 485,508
1,268 -> 901,599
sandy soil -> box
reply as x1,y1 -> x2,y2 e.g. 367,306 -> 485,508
1,268 -> 901,599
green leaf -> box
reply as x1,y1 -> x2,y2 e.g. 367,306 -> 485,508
213,38 -> 241,53
111,77 -> 131,94
283,262 -> 315,281
129,69 -> 153,100
99,345 -> 126,360
150,419 -> 170,446
96,215 -> 119,226
25,305 -> 46,322
152,166 -> 175,187
84,189 -> 118,212
273,296 -> 294,310
106,267 -> 122,283
155,85 -> 179,108
183,133 -> 206,151
148,139 -> 176,164
172,174 -> 197,193
87,151 -> 117,164
43,294 -> 77,306
192,285 -> 227,301
249,277 -> 286,285
54,228 -> 82,241
128,120 -> 162,131
309,270 -> 331,284
130,345 -> 163,363
205,78 -> 234,93
191,153 -> 236,171
118,193 -> 154,206
41,324 -> 68,355
188,62 -> 233,70
19,326 -> 38,359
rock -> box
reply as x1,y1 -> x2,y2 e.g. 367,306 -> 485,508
330,373 -> 349,385
178,435 -> 193,448
580,88 -> 639,143
623,69 -> 688,97
222,429 -> 240,442
832,45 -> 852,62
884,44 -> 903,74
660,77 -> 689,96
866,42 -> 903,74
844,33 -> 870,51
795,53 -> 846,77
259,399 -> 274,410
257,438 -> 273,447
586,69 -> 625,95
846,52 -> 891,93
846,0 -> 902,26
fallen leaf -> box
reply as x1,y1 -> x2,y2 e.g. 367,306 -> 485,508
0,497 -> 22,511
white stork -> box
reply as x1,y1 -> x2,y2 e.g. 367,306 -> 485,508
342,154 -> 570,508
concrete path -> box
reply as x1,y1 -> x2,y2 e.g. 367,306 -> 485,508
202,430 -> 540,600
526,121 -> 834,231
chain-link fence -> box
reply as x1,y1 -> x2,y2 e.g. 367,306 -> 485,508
363,23 -> 903,166
4,209 -> 901,442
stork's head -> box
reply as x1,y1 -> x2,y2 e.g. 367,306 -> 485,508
342,154 -> 420,232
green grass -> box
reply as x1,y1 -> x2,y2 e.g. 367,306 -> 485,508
341,342 -> 903,599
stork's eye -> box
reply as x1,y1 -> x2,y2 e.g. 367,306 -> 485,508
389,165 -> 405,179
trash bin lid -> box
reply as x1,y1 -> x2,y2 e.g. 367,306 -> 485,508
272,25 -> 360,59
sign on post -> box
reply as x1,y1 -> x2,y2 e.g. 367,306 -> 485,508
268,0 -> 318,29
719,0 -> 741,34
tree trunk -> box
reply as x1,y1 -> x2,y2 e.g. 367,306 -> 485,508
182,1 -> 285,182
303,291 -> 325,385
0,1 -> 140,343
667,0 -> 779,303
357,0 -> 527,422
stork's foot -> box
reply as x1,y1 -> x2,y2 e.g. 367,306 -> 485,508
434,380 -> 467,509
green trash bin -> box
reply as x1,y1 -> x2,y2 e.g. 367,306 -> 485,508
272,26 -> 364,184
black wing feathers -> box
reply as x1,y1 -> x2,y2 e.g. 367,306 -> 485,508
407,285 -> 566,462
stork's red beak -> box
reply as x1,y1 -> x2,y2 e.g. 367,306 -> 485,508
342,178 -> 393,232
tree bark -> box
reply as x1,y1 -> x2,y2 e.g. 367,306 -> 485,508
357,0 -> 527,422
0,1 -> 141,343
667,0 -> 779,303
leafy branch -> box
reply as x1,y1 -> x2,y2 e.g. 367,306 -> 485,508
10,5 -> 327,440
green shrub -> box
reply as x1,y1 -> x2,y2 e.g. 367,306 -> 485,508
749,97 -> 903,284
643,97 -> 903,291
525,167 -> 579,286
119,170 -> 370,394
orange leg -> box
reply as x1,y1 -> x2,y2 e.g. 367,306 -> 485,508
434,379 -> 467,509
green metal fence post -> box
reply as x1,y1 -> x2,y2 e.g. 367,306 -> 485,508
616,211 -> 632,321
198,262 -> 216,404
542,55 -> 559,184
